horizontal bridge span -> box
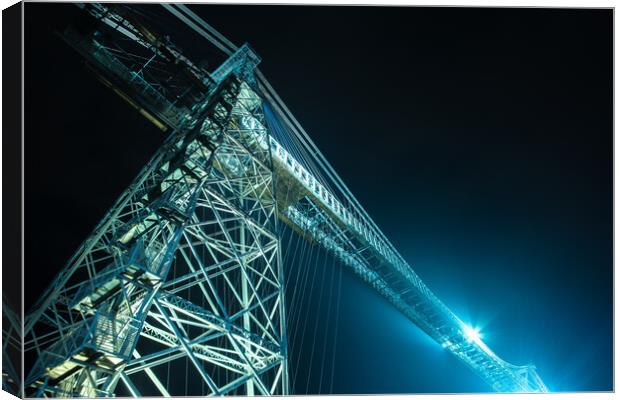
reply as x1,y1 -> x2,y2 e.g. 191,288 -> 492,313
236,105 -> 548,393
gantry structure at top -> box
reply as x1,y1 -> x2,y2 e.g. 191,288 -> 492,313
16,3 -> 547,397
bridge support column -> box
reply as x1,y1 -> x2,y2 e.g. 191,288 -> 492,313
25,77 -> 288,396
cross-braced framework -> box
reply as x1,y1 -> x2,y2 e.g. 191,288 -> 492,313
24,73 -> 288,397
3,299 -> 22,397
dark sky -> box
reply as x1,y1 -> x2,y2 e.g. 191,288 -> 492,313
24,3 -> 612,394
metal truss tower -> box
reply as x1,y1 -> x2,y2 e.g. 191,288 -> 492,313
24,6 -> 287,396
17,3 -> 548,396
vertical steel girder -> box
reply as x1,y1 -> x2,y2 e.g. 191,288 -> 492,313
24,75 -> 288,397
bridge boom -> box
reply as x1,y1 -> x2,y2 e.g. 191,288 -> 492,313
268,134 -> 547,393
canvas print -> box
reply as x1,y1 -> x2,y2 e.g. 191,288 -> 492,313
3,2 -> 613,397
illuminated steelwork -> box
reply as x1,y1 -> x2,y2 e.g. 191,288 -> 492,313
3,300 -> 22,397
17,3 -> 547,396
23,5 -> 286,396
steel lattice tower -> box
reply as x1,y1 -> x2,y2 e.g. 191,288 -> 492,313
24,8 -> 287,393
26,78 -> 288,397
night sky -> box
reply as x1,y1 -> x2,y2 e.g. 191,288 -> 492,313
24,4 -> 612,394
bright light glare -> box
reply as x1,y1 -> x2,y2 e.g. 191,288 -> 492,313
464,325 -> 483,344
